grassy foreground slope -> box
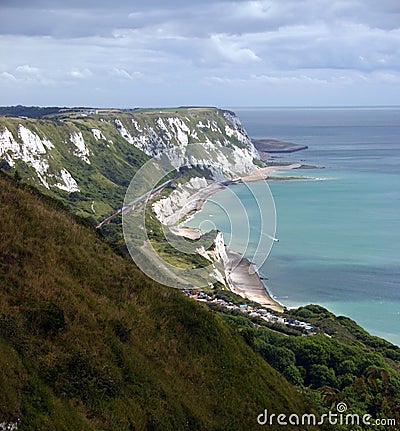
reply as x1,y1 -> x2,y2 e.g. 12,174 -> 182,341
0,173 -> 320,431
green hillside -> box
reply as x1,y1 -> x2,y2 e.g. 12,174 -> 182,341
0,172 -> 320,431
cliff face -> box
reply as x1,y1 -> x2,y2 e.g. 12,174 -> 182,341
113,108 -> 257,177
0,107 -> 258,220
151,176 -> 210,224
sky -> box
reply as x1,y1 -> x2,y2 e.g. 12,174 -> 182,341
0,0 -> 400,107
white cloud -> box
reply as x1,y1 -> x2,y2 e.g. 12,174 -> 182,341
205,72 -> 340,87
16,64 -> 40,75
229,1 -> 273,20
69,68 -> 93,79
0,71 -> 17,81
252,74 -> 329,85
362,71 -> 400,84
205,76 -> 248,86
206,34 -> 260,64
110,68 -> 143,80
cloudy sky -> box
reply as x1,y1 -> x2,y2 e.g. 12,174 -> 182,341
1,0 -> 399,107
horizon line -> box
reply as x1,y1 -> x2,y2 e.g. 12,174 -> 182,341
1,104 -> 400,110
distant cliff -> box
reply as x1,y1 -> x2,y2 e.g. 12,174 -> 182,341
0,107 -> 259,221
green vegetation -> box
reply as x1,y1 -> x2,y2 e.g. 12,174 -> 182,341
213,302 -> 400,429
132,107 -> 190,114
0,105 -> 63,118
3,106 -> 400,430
0,172 -> 321,430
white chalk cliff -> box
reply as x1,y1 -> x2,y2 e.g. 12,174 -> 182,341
112,109 -> 258,178
0,108 -> 260,199
0,125 -> 78,191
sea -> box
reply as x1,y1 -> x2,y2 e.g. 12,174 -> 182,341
185,107 -> 400,346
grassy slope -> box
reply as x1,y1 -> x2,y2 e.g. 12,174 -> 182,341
0,173 -> 321,431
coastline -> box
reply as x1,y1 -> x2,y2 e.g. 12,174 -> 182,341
174,163 -> 300,312
162,182 -> 226,226
225,249 -> 283,312
240,163 -> 301,181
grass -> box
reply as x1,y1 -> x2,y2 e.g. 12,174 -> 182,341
0,172 -> 320,430
208,300 -> 400,428
132,107 -> 190,114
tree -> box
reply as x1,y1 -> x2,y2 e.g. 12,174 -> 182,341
309,364 -> 337,389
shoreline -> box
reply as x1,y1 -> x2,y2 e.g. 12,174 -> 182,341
225,249 -> 284,312
240,163 -> 301,182
162,182 -> 226,226
173,163 -> 300,312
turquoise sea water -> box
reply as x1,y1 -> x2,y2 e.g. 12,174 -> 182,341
186,107 -> 400,345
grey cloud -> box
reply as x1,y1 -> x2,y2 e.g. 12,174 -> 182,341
0,0 -> 399,107
1,0 -> 399,40
0,1 -> 242,38
0,7 -> 133,37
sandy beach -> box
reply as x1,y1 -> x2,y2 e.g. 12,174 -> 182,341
225,249 -> 283,312
168,226 -> 202,240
